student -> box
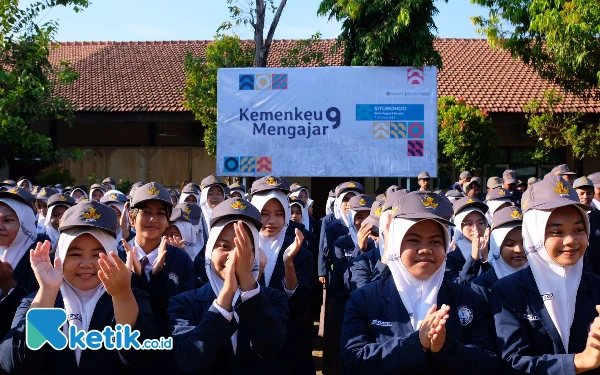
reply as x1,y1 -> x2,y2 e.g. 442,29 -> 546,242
0,200 -> 155,374
43,194 -> 76,252
0,188 -> 40,339
70,186 -> 89,202
417,172 -> 432,191
16,178 -> 32,192
229,182 -> 246,199
289,183 -> 316,234
90,184 -> 105,202
491,175 -> 600,374
502,170 -> 523,204
574,177 -> 600,275
318,186 -> 344,285
100,190 -> 130,243
550,164 -> 577,186
250,176 -> 315,375
168,197 -> 289,374
340,191 -> 499,374
471,206 -> 526,303
199,175 -> 227,229
169,189 -> 180,207
445,197 -> 490,285
167,205 -> 201,261
290,196 -> 305,225
325,189 -> 336,216
34,188 -> 57,235
179,183 -> 200,205
484,187 -> 513,226
463,179 -> 481,198
450,171 -> 472,192
102,177 -> 116,191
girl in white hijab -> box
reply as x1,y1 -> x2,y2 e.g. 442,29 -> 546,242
491,175 -> 600,374
43,194 -> 76,253
484,187 -> 513,226
289,185 -> 312,232
70,187 -> 88,202
340,191 -> 499,374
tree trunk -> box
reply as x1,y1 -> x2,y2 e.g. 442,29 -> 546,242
253,0 -> 288,67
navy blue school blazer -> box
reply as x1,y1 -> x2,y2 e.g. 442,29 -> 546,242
491,267 -> 600,375
0,288 -> 155,374
349,248 -> 389,291
330,235 -> 375,298
318,213 -> 336,278
168,283 -> 289,374
341,276 -> 500,375
471,267 -> 499,304
117,240 -> 195,338
445,248 -> 490,286
584,209 -> 600,276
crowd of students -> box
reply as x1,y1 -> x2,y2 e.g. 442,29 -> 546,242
0,163 -> 600,374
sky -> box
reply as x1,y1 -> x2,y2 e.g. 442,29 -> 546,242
27,0 -> 489,42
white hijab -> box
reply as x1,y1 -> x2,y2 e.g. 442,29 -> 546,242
326,196 -> 335,216
388,217 -> 449,330
347,209 -> 360,249
251,190 -> 290,286
485,199 -> 512,225
523,207 -> 588,351
57,227 -> 116,365
17,179 -> 32,192
199,185 -> 224,233
173,221 -> 200,260
44,204 -> 70,251
289,188 -> 311,231
0,198 -> 37,269
70,188 -> 88,201
179,192 -> 200,206
204,218 -> 260,354
452,207 -> 487,261
489,224 -> 528,279
334,190 -> 360,226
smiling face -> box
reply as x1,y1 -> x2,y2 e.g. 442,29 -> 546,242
500,226 -> 526,268
544,205 -> 588,266
62,233 -> 104,291
92,190 -> 104,202
50,205 -> 68,231
0,203 -> 19,247
207,186 -> 225,208
260,198 -> 285,238
576,187 -> 594,206
211,222 -> 254,280
400,220 -> 446,280
353,210 -> 369,231
132,201 -> 169,242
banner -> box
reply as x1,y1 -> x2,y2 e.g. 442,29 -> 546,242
217,67 -> 438,177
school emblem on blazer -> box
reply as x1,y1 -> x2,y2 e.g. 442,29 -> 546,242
510,210 -> 523,219
457,306 -> 474,326
422,196 -> 438,210
348,182 -> 356,188
168,272 -> 180,285
109,193 -> 118,200
147,186 -> 161,196
359,197 -> 366,206
83,207 -> 101,222
552,182 -> 570,196
265,177 -> 278,186
230,200 -> 247,210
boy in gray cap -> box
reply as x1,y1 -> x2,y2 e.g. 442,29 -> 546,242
550,163 -> 577,185
503,169 -> 523,204
450,171 -> 472,192
573,176 -> 600,275
417,171 -> 431,191
588,172 -> 600,209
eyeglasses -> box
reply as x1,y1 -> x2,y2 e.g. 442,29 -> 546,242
462,221 -> 487,228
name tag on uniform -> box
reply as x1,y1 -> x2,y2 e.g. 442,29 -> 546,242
542,293 -> 554,301
524,313 -> 540,321
371,319 -> 392,327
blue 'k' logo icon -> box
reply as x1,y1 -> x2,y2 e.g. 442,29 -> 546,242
26,308 -> 68,350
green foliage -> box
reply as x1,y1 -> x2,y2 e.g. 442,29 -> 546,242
183,35 -> 255,156
524,89 -> 600,162
35,163 -> 76,187
85,173 -> 101,185
279,32 -> 329,67
318,0 -> 447,67
116,178 -> 133,195
0,0 -> 89,167
472,0 -> 600,94
437,96 -> 499,173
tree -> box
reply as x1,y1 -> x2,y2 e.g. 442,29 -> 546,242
1,0 -> 89,168
279,32 -> 329,68
524,89 -> 600,171
472,0 -> 600,94
318,0 -> 447,67
183,35 -> 255,156
437,96 -> 499,174
219,0 -> 289,67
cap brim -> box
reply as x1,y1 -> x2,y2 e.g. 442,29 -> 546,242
132,197 -> 173,209
211,214 -> 262,230
456,201 -> 489,214
561,172 -> 577,175
250,186 -> 291,197
0,192 -> 35,212
528,198 -> 590,213
395,212 -> 454,226
59,223 -> 117,238
504,179 -> 518,184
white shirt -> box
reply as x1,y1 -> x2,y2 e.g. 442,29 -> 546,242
134,239 -> 159,280
213,286 -> 261,321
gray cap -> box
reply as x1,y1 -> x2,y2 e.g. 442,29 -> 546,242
0,187 -> 36,212
182,183 -> 200,195
289,183 -> 308,193
385,185 -> 399,197
349,194 -> 375,211
210,197 -> 262,230
371,200 -> 383,218
492,206 -> 523,230
521,175 -> 588,214
289,196 -> 306,208
527,177 -> 539,185
200,175 -> 227,191
90,183 -> 105,191
573,176 -> 594,190
175,203 -> 201,226
2,180 -> 16,187
463,179 -> 480,191
453,196 -> 489,216
418,171 -> 431,180
131,182 -> 173,209
460,171 -> 472,179
375,194 -> 386,203
229,182 -> 246,193
503,170 -> 518,184
328,189 -> 336,198
59,200 -> 118,238
551,164 -> 577,176
391,191 -> 454,226
361,215 -> 380,232
36,187 -> 58,202
128,182 -> 144,199
487,177 -> 503,189
170,206 -> 192,224
382,189 -> 410,212
588,173 -> 600,188
100,191 -> 128,205
48,193 -> 76,208
485,187 -> 512,201
445,189 -> 464,199
102,177 -> 116,185
250,176 -> 290,196
336,181 -> 364,197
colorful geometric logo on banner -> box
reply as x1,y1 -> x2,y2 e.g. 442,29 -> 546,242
240,157 -> 257,173
373,122 -> 389,139
239,74 -> 288,90
407,67 -> 424,85
224,157 -> 240,173
356,105 -> 374,121
408,122 -> 424,139
257,157 -> 272,173
390,122 -> 407,139
408,141 -> 424,156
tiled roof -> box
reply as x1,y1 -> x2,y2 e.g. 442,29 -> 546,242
48,39 -> 600,113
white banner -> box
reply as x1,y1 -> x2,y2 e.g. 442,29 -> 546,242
216,67 -> 438,177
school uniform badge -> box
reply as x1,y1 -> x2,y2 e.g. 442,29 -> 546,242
168,272 -> 180,285
457,306 -> 474,326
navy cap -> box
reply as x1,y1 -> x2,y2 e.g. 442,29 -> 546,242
336,181 -> 364,197
391,191 -> 454,226
0,187 -> 36,212
487,177 -> 502,189
250,176 -> 290,196
200,175 -> 227,191
48,194 -> 76,208
229,182 -> 246,193
54,184 -> 64,190
102,177 -> 116,185
453,196 -> 489,215
210,197 -> 262,230
382,189 -> 409,212
181,183 -> 200,195
362,215 -> 380,232
36,187 -> 58,202
175,203 -> 201,226
169,189 -> 180,197
59,200 -> 118,238
551,164 -> 577,176
573,176 -> 594,190
349,194 -> 375,211
289,196 -> 306,208
170,206 -> 192,224
492,206 -> 523,230
289,183 -> 308,193
521,175 -> 588,214
31,186 -> 41,195
100,191 -> 128,205
131,182 -> 173,209
485,187 -> 512,201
